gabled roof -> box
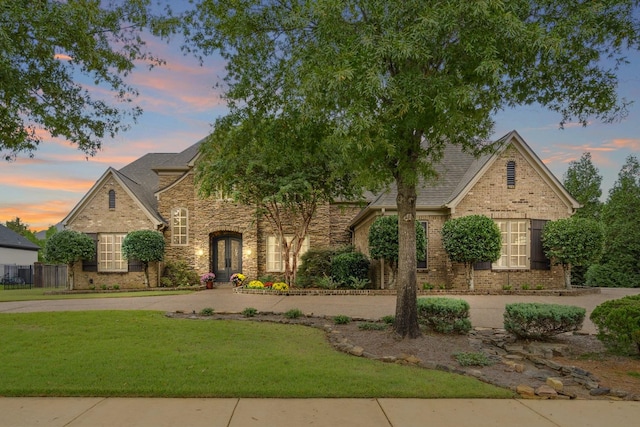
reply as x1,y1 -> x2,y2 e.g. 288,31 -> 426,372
350,130 -> 579,226
62,140 -> 205,228
0,224 -> 40,251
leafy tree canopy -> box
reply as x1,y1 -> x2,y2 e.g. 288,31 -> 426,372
441,215 -> 502,265
542,217 -> 604,267
563,152 -> 603,220
368,215 -> 426,264
44,230 -> 94,265
181,0 -> 640,337
122,230 -> 165,263
1,0 -> 173,160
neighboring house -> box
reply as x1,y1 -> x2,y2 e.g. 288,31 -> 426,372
0,224 -> 40,265
351,130 -> 579,290
62,130 -> 578,290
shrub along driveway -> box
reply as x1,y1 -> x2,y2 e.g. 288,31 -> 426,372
1,286 -> 639,333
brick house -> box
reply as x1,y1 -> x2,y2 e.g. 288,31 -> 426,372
351,130 -> 579,290
62,130 -> 578,290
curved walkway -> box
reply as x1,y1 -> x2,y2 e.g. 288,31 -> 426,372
1,287 -> 640,426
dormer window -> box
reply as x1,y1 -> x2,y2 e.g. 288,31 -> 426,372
108,190 -> 116,209
507,161 -> 516,188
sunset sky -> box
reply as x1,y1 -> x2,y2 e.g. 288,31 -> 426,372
1,30 -> 639,232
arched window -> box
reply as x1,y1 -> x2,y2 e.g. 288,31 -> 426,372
108,190 -> 116,209
506,161 -> 516,188
171,207 -> 188,245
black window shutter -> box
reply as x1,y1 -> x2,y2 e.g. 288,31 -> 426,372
417,222 -> 428,269
128,259 -> 144,272
531,219 -> 551,270
474,261 -> 492,270
82,233 -> 98,272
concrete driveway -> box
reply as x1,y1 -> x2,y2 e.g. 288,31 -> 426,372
1,286 -> 639,333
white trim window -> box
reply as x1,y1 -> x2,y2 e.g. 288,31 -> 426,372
494,220 -> 528,269
171,207 -> 188,245
99,233 -> 127,272
267,235 -> 310,272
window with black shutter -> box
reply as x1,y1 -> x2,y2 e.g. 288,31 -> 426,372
507,161 -> 516,188
530,219 -> 551,270
82,233 -> 98,271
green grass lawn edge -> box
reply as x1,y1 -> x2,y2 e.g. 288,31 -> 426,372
0,288 -> 195,302
0,310 -> 513,399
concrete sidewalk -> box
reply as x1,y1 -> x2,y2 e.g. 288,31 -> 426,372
1,397 -> 639,427
2,287 -> 640,426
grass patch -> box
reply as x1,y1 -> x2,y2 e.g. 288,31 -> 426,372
0,311 -> 512,398
627,371 -> 640,379
0,288 -> 194,302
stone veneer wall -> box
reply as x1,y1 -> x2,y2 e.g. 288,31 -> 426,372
157,172 -> 259,280
66,176 -> 159,289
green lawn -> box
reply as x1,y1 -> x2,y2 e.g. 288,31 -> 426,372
0,311 -> 513,398
0,287 -> 194,302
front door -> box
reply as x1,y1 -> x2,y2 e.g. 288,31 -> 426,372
211,234 -> 242,282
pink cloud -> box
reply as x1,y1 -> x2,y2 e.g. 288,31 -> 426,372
0,199 -> 76,231
0,175 -> 95,193
608,138 -> 640,151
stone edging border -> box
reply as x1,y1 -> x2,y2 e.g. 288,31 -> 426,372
232,286 -> 601,297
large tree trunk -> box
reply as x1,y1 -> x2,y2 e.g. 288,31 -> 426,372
393,173 -> 421,338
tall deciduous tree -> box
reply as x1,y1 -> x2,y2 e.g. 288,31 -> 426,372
542,217 -> 604,289
196,112 -> 360,284
600,155 -> 640,284
182,0 -> 640,338
122,230 -> 165,288
44,230 -> 95,290
0,0 -> 172,160
563,153 -> 603,220
441,215 -> 502,291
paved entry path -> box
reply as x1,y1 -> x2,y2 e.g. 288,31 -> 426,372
1,286 -> 639,333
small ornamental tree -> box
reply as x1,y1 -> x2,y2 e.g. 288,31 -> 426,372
122,230 -> 165,288
441,215 -> 502,291
44,230 -> 95,291
541,217 -> 604,289
368,215 -> 426,289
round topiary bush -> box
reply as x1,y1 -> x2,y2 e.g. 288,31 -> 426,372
590,295 -> 640,355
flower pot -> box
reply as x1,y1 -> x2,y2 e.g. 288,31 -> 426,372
206,281 -> 214,289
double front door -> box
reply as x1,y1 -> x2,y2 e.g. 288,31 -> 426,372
211,234 -> 242,282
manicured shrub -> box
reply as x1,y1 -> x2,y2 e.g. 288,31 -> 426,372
296,246 -> 352,288
590,295 -> 640,355
417,297 -> 472,334
162,260 -> 200,287
330,251 -> 370,287
503,303 -> 585,340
